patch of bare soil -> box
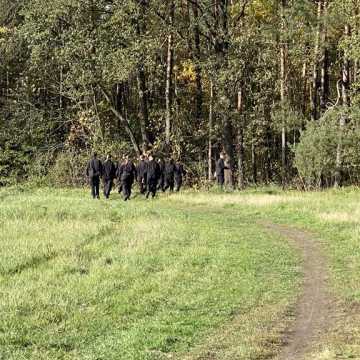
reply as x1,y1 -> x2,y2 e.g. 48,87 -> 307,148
263,222 -> 336,360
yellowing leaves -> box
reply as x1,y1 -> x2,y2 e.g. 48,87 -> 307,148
177,60 -> 197,83
249,0 -> 274,21
0,26 -> 10,36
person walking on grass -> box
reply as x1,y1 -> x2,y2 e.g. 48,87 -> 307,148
117,155 -> 137,201
146,154 -> 161,199
103,154 -> 116,199
157,157 -> 165,192
216,153 -> 228,188
174,160 -> 186,192
164,158 -> 175,192
137,154 -> 148,195
86,152 -> 103,199
116,155 -> 124,194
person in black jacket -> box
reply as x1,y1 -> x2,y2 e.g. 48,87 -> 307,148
146,154 -> 161,198
164,158 -> 175,192
216,153 -> 228,187
174,161 -> 186,192
103,154 -> 116,199
157,158 -> 165,192
116,156 -> 124,194
86,152 -> 103,199
137,154 -> 148,195
117,155 -> 137,201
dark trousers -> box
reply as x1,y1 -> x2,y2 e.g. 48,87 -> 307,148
175,177 -> 182,192
146,179 -> 157,198
217,175 -> 224,187
138,177 -> 146,194
164,177 -> 174,192
122,178 -> 133,200
103,179 -> 113,199
158,176 -> 165,192
90,176 -> 100,198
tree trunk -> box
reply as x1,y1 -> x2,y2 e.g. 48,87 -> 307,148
280,0 -> 287,188
251,136 -> 257,185
335,24 -> 351,187
216,0 -> 234,186
302,61 -> 307,117
100,86 -> 141,155
311,0 -> 323,121
237,89 -> 245,189
165,0 -> 175,146
320,0 -> 329,113
192,0 -> 203,122
208,81 -> 214,181
136,0 -> 151,151
137,67 -> 150,150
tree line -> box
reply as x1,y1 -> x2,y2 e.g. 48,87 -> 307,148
1,0 -> 360,189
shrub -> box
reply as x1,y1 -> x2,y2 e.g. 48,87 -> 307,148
294,106 -> 360,188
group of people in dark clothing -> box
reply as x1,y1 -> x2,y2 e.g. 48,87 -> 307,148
86,152 -> 186,201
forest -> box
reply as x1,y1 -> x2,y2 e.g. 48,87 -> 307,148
1,0 -> 360,189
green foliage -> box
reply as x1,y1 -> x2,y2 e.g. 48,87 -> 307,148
1,0 -> 360,187
294,107 -> 360,188
46,151 -> 89,187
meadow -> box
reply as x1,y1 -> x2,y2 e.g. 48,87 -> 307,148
0,186 -> 359,359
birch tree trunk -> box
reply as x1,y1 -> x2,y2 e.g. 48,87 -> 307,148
311,0 -> 323,121
335,24 -> 351,187
165,0 -> 175,146
280,0 -> 287,188
192,0 -> 203,122
237,89 -> 245,189
320,0 -> 329,113
208,81 -> 214,181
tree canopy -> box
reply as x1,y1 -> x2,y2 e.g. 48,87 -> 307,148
1,0 -> 360,188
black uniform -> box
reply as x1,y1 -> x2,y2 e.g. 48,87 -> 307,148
174,163 -> 186,192
146,160 -> 161,198
164,160 -> 175,192
103,159 -> 116,199
216,158 -> 227,186
157,159 -> 165,191
86,157 -> 103,199
117,161 -> 136,201
137,159 -> 148,194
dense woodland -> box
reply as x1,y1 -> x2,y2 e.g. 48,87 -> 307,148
1,0 -> 360,188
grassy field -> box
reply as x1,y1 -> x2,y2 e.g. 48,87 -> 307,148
0,186 -> 360,359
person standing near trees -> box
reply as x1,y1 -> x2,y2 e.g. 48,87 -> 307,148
164,158 -> 176,192
137,154 -> 148,195
102,154 -> 116,199
216,153 -> 228,188
86,152 -> 103,199
117,155 -> 137,201
174,160 -> 186,192
157,158 -> 165,192
146,154 -> 161,198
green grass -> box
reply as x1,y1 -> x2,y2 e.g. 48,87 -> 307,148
1,186 -> 360,359
0,187 -> 299,360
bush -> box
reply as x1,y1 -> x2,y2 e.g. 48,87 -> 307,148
47,151 -> 90,187
294,106 -> 360,188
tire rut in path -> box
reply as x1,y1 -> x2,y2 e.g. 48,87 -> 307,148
262,222 -> 335,360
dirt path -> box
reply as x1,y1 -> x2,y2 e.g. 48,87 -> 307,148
263,222 -> 335,360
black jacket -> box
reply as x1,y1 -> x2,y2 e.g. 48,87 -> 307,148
103,160 -> 116,181
117,161 -> 136,181
164,161 -> 175,178
216,159 -> 227,178
137,160 -> 147,179
146,160 -> 161,182
174,163 -> 186,179
86,158 -> 103,178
